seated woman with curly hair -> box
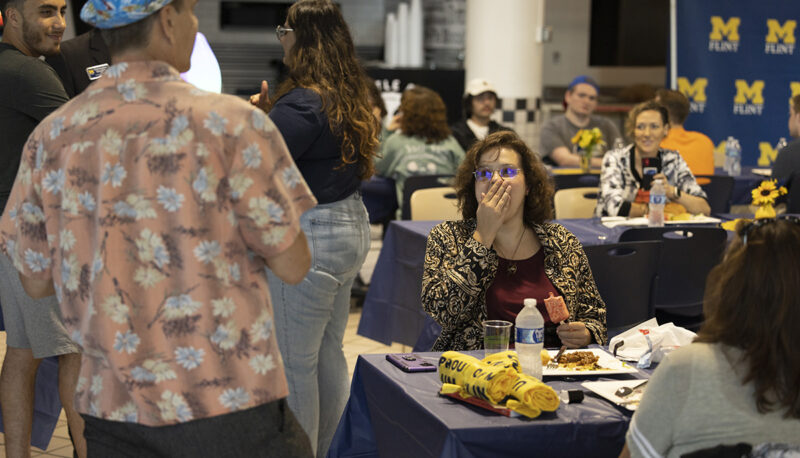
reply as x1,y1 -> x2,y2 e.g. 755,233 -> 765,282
421,131 -> 607,351
622,217 -> 800,458
376,85 -> 465,217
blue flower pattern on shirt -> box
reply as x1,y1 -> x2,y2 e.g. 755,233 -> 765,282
0,61 -> 316,426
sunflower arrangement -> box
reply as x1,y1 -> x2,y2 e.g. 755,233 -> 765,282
571,128 -> 605,171
751,179 -> 787,219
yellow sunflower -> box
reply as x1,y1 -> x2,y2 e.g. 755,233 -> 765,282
751,179 -> 788,206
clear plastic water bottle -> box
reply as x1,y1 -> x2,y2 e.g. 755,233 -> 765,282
777,137 -> 788,153
648,178 -> 666,227
724,136 -> 741,177
516,298 -> 544,380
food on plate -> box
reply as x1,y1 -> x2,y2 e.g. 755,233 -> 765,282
664,202 -> 687,219
543,292 -> 569,323
556,351 -> 602,370
668,212 -> 693,221
540,349 -> 551,366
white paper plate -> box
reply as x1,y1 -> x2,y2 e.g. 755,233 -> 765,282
542,348 -> 639,376
581,379 -> 649,411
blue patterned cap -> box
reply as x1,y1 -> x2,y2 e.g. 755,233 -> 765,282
80,0 -> 174,29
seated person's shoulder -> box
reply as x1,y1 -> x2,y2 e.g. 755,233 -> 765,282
430,219 -> 473,241
538,222 -> 580,245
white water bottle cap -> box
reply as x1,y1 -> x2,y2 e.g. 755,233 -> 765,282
523,298 -> 537,307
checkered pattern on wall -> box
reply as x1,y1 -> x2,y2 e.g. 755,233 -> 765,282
492,96 -> 542,156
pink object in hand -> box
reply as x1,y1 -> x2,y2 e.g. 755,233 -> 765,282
544,292 -> 569,323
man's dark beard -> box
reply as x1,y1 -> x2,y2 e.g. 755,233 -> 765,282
21,17 -> 59,56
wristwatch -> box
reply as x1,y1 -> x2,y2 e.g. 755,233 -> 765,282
674,186 -> 681,199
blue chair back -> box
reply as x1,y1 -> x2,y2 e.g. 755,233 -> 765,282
583,241 -> 662,337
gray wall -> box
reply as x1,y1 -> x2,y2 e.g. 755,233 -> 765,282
194,0 -> 665,96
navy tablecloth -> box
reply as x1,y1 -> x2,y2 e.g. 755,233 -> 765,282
724,167 -> 766,205
327,352 -> 643,458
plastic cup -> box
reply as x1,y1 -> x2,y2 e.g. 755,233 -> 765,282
482,320 -> 512,357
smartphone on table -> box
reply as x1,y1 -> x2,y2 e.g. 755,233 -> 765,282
386,353 -> 437,373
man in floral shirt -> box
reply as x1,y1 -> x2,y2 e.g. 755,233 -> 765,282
0,0 -> 317,454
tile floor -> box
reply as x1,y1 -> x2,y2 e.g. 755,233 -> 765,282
0,224 -> 400,456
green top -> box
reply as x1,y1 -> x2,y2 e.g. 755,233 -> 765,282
375,131 -> 465,217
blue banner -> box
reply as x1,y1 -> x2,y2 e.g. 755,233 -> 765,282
673,0 -> 800,166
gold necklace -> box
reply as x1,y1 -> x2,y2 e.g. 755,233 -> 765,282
499,226 -> 526,275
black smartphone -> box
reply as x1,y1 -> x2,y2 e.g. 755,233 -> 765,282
386,354 -> 437,373
641,156 -> 662,188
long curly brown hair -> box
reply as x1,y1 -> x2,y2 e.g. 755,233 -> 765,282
268,0 -> 379,179
398,86 -> 451,144
696,218 -> 800,418
453,131 -> 554,224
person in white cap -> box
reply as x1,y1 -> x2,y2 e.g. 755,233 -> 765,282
0,0 -> 316,454
450,78 -> 515,152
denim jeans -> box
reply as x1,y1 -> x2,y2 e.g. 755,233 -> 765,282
266,192 -> 370,458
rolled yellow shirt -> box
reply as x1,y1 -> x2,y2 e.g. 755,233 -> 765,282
438,351 -> 517,404
508,373 -> 560,413
481,351 -> 521,373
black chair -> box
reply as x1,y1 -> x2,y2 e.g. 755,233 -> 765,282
583,241 -> 662,338
401,175 -> 454,220
695,175 -> 734,214
552,173 -> 600,191
785,171 -> 800,213
619,226 -> 727,331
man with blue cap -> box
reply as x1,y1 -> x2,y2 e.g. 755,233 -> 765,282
0,0 -> 316,454
540,75 -> 622,167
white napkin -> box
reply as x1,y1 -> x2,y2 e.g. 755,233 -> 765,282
609,318 -> 696,367
600,216 -> 722,228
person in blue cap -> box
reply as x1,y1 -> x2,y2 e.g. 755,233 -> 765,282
539,75 -> 622,168
0,0 -> 317,455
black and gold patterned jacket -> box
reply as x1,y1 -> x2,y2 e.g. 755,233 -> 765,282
421,219 -> 607,351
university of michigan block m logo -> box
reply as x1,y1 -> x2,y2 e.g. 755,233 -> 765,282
733,80 -> 765,115
734,80 -> 764,104
766,19 -> 796,43
765,19 -> 796,54
709,16 -> 741,52
678,77 -> 707,112
678,78 -> 707,102
710,16 -> 740,41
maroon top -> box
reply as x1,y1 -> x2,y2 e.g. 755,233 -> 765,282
486,248 -> 564,347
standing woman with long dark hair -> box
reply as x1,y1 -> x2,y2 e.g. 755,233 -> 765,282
250,1 -> 379,456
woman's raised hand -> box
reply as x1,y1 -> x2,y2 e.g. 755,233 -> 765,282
249,80 -> 270,112
473,176 -> 511,248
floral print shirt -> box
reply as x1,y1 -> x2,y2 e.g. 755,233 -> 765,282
595,145 -> 707,217
0,61 -> 316,426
